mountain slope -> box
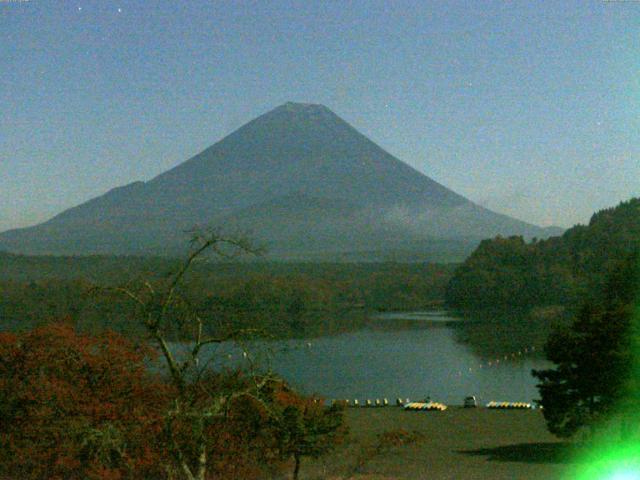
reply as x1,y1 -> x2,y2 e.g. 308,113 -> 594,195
0,102 -> 559,258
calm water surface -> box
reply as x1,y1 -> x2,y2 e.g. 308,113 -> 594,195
175,310 -> 553,406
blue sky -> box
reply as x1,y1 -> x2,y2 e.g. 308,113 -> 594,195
1,0 -> 638,232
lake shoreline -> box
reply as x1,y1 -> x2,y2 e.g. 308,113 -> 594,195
168,309 -> 552,405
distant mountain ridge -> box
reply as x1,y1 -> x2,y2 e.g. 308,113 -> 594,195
0,102 -> 562,259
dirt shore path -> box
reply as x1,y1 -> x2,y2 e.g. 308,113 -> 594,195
304,407 -> 572,480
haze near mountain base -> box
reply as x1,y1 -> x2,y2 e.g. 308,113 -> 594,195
0,103 -> 561,260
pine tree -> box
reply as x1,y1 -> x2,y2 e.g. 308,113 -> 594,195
533,250 -> 640,437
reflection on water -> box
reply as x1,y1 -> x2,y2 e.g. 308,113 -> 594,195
174,309 -> 564,406
450,307 -> 570,359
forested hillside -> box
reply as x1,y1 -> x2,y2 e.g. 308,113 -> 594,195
0,255 -> 453,337
446,198 -> 640,309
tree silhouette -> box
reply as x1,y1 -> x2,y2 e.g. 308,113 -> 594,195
271,388 -> 346,480
533,250 -> 640,438
110,229 -> 282,480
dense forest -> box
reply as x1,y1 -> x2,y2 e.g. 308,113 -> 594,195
446,198 -> 640,310
0,255 -> 454,338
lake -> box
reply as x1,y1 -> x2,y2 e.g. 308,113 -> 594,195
173,310 -> 556,406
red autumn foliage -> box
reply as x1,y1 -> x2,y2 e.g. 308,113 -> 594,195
160,372 -> 291,479
0,324 -> 346,480
0,323 -> 170,480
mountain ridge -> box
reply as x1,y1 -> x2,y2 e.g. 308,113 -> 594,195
0,102 -> 562,259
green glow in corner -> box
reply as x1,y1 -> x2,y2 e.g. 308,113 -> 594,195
609,472 -> 640,480
568,442 -> 640,480
565,254 -> 640,480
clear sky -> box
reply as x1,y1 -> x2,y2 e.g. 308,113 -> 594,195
1,0 -> 638,233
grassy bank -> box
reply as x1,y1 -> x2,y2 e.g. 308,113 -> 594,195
302,407 -> 574,479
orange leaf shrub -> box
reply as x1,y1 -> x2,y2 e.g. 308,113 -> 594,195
0,323 -> 169,480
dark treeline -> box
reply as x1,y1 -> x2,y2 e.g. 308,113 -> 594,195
0,256 -> 454,338
446,198 -> 640,310
533,249 -> 640,438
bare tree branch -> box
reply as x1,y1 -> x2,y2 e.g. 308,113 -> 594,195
104,228 -> 268,480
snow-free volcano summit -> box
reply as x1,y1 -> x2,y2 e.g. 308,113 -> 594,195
0,103 -> 560,259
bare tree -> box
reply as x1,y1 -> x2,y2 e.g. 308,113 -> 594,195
112,229 -> 277,480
